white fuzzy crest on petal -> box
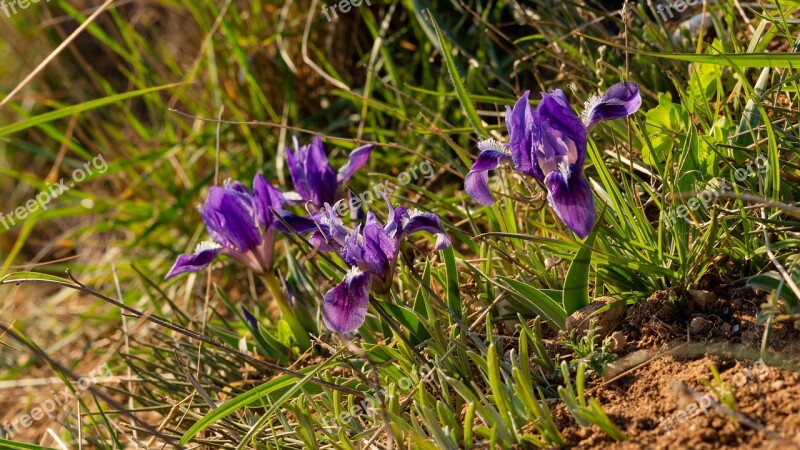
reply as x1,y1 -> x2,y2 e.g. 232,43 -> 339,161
581,95 -> 602,124
344,266 -> 364,281
477,138 -> 508,153
195,240 -> 222,253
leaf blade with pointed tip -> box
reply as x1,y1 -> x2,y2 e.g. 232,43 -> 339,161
563,226 -> 598,315
429,11 -> 486,142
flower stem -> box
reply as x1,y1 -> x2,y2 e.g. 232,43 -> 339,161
263,271 -> 311,351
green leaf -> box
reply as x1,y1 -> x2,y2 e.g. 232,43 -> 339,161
428,12 -> 486,138
231,350 -> 348,449
0,271 -> 77,287
735,67 -> 771,149
643,93 -> 687,166
499,277 -> 567,330
643,52 -> 800,69
443,247 -> 461,319
375,299 -> 431,343
581,35 -> 800,68
216,285 -> 289,365
563,226 -> 598,315
179,360 -> 348,445
686,40 -> 724,112
0,83 -> 187,138
0,439 -> 59,450
486,343 -> 513,431
747,271 -> 799,306
688,59 -> 718,105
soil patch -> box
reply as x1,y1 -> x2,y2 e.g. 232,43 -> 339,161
559,289 -> 800,449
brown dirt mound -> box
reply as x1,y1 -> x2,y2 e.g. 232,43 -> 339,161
559,289 -> 800,449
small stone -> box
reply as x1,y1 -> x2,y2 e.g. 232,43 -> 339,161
610,331 -> 626,354
689,316 -> 713,335
565,297 -> 627,337
771,380 -> 785,391
672,382 -> 694,409
672,12 -> 714,44
687,290 -> 716,309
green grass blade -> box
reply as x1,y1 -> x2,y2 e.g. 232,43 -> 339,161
179,359 -> 347,445
428,12 -> 487,139
0,439 -> 59,450
0,82 -> 187,138
499,277 -> 567,330
563,226 -> 599,315
0,271 -> 78,287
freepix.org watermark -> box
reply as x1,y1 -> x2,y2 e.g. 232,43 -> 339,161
1,363 -> 112,439
319,363 -> 435,428
656,0 -> 703,22
320,0 -> 371,22
658,359 -> 769,434
0,154 -> 108,231
661,156 -> 768,227
1,0 -> 50,18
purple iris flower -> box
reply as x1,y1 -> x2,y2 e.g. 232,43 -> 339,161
465,82 -> 641,238
285,135 -> 373,209
165,174 -> 317,279
312,199 -> 450,333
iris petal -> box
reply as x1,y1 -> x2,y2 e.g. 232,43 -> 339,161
535,90 -> 588,168
337,144 -> 374,183
227,180 -> 251,196
506,92 -> 537,178
253,174 -> 285,227
286,135 -> 338,206
200,187 -> 262,253
322,268 -> 372,333
464,149 -> 512,205
165,241 -> 222,279
307,136 -> 338,206
240,305 -> 260,329
275,213 -> 318,234
397,209 -> 451,250
545,169 -> 597,239
342,224 -> 363,267
536,119 -> 579,175
311,203 -> 351,251
361,217 -> 397,275
310,230 -> 337,252
339,219 -> 394,277
582,82 -> 642,130
382,195 -> 400,237
285,137 -> 311,202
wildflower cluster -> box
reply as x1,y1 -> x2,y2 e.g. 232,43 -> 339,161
311,198 -> 450,332
166,136 -> 450,334
166,81 -> 641,335
465,82 -> 642,238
